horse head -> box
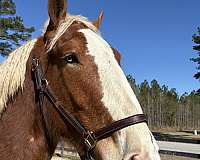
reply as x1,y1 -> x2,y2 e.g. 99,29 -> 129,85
36,0 -> 160,159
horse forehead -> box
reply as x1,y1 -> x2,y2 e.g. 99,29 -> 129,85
79,29 -> 124,114
79,29 -> 114,62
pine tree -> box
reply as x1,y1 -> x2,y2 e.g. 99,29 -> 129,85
0,0 -> 35,56
126,75 -> 200,130
192,27 -> 200,94
150,80 -> 161,127
139,80 -> 151,124
126,75 -> 139,97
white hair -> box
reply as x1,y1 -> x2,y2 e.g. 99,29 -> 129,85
0,39 -> 37,113
45,15 -> 99,53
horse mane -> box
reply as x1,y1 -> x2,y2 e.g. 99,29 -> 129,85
0,39 -> 37,113
0,15 -> 98,114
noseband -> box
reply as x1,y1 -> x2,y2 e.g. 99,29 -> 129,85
32,58 -> 147,160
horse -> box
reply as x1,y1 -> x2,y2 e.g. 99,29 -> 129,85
0,0 -> 160,159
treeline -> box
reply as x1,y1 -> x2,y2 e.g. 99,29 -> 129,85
127,75 -> 200,130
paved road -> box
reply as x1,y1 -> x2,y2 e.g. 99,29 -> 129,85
158,141 -> 200,154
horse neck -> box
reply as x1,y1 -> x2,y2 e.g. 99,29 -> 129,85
0,42 -> 59,160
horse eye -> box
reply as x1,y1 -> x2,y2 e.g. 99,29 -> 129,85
63,54 -> 79,64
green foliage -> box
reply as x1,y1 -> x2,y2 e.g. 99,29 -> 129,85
150,79 -> 161,100
126,75 -> 139,97
127,75 -> 200,130
192,28 -> 200,87
0,0 -> 35,56
139,80 -> 150,110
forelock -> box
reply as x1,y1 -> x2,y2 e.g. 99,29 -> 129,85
45,15 -> 100,53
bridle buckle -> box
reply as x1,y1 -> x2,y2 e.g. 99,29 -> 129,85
32,58 -> 39,71
84,131 -> 97,151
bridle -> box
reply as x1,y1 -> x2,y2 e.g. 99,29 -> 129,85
32,57 -> 147,160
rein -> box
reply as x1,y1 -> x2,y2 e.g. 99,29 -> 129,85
32,58 -> 147,160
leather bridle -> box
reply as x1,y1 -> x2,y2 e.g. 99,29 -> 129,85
32,57 -> 147,160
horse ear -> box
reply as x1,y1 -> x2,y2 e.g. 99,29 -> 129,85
93,11 -> 104,29
112,48 -> 121,66
48,0 -> 67,29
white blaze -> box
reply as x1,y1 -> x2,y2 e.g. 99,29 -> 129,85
80,29 -> 143,118
79,29 -> 160,160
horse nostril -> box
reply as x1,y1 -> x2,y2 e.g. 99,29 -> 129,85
123,154 -> 140,160
130,155 -> 139,160
131,156 -> 135,160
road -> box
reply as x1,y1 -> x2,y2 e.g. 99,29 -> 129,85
158,141 -> 200,154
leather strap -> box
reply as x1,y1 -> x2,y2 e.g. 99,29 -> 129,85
32,58 -> 147,159
45,86 -> 88,136
93,114 -> 147,141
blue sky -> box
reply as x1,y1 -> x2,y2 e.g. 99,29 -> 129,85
1,0 -> 200,94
